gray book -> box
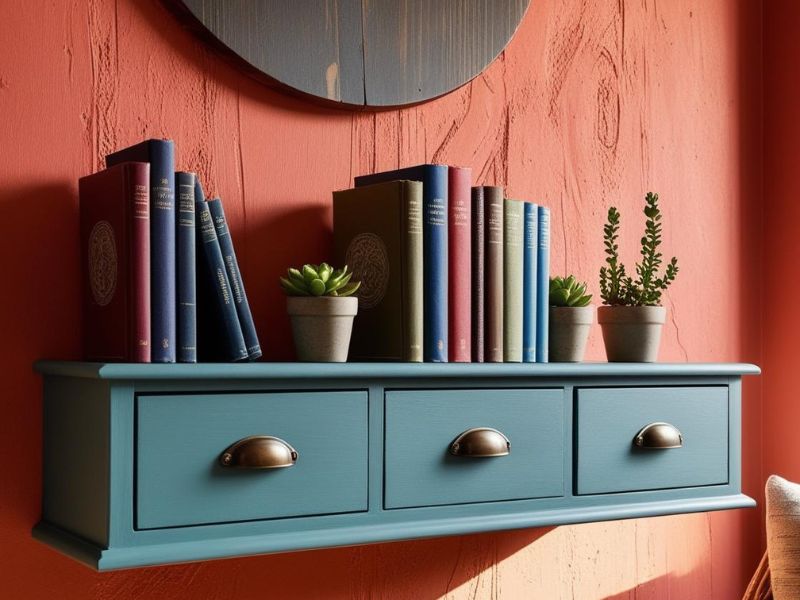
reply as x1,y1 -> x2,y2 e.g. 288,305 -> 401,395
503,199 -> 524,362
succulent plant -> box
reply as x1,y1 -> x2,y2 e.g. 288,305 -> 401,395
279,263 -> 361,297
550,275 -> 592,307
599,192 -> 679,306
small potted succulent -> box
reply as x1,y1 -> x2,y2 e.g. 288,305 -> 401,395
280,263 -> 361,362
549,275 -> 593,362
598,192 -> 679,362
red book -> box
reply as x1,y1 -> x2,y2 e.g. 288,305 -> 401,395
448,166 -> 472,361
80,162 -> 151,362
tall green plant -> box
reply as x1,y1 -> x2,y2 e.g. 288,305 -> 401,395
599,192 -> 679,306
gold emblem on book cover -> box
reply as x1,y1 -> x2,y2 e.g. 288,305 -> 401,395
346,233 -> 389,309
88,220 -> 117,307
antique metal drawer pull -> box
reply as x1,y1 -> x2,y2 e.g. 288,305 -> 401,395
633,422 -> 684,449
219,435 -> 298,469
449,427 -> 511,457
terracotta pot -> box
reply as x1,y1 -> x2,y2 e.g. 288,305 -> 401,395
287,296 -> 358,362
549,305 -> 594,362
597,305 -> 667,362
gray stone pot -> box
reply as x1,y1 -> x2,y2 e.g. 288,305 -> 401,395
549,305 -> 594,362
598,305 -> 667,362
287,296 -> 358,362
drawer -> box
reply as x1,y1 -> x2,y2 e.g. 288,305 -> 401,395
384,389 -> 565,509
575,387 -> 728,495
136,391 -> 368,529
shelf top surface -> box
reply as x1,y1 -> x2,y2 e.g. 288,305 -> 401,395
34,361 -> 761,380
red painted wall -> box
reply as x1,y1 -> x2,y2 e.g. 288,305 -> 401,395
0,0 -> 763,597
763,1 -> 800,488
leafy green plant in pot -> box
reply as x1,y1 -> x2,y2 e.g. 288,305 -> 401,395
280,263 -> 361,362
598,192 -> 679,362
549,275 -> 593,362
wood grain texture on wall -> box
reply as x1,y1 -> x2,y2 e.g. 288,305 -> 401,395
0,0 -> 762,598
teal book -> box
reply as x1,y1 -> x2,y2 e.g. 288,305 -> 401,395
536,206 -> 551,362
503,199 -> 523,362
522,202 -> 538,362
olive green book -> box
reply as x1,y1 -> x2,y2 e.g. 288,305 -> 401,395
503,198 -> 524,362
333,180 -> 423,361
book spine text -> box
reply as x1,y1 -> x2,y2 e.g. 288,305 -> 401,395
522,202 -> 538,362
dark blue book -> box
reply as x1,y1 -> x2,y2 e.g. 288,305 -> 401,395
536,206 -> 550,363
355,165 -> 448,362
195,186 -> 248,362
522,202 -> 538,363
106,139 -> 176,362
207,198 -> 262,360
176,172 -> 197,363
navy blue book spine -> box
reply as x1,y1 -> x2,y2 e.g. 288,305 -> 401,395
207,198 -> 262,360
522,202 -> 538,363
195,193 -> 248,362
176,172 -> 197,363
106,139 -> 176,362
536,206 -> 550,362
355,165 -> 449,362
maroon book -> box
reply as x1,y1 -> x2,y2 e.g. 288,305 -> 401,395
80,162 -> 151,362
448,166 -> 472,362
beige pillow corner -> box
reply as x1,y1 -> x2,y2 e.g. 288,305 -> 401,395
766,474 -> 800,600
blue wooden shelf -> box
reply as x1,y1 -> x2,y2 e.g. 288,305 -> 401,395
33,361 -> 758,570
35,360 -> 760,380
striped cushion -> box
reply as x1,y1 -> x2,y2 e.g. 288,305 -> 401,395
767,475 -> 800,599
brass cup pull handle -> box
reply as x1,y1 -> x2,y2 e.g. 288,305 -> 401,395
633,422 -> 683,449
219,435 -> 298,469
449,427 -> 511,457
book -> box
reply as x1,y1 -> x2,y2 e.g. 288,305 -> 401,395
106,139 -> 176,362
176,172 -> 197,363
522,202 -> 539,362
483,186 -> 504,362
503,199 -> 524,362
471,187 -> 485,363
195,183 -> 249,362
355,165 -> 448,362
79,162 -> 151,362
448,167 -> 472,362
333,180 -> 423,362
207,198 -> 262,360
536,206 -> 551,362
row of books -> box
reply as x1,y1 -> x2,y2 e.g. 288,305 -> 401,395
333,164 -> 550,363
80,139 -> 261,363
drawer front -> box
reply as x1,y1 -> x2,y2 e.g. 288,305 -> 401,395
136,391 -> 368,529
384,389 -> 565,509
576,387 -> 728,495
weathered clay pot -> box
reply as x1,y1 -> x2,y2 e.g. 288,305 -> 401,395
287,296 -> 358,362
598,305 -> 666,362
549,305 -> 594,362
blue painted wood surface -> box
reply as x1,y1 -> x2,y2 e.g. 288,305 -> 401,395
137,391 -> 368,529
34,360 -> 761,380
576,387 -> 729,494
385,389 -> 564,508
33,361 -> 759,571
